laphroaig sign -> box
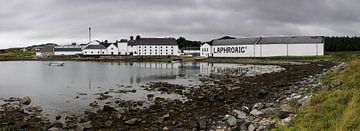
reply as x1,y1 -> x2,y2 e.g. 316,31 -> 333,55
213,46 -> 247,53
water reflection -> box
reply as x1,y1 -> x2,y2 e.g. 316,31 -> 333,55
0,61 -> 284,119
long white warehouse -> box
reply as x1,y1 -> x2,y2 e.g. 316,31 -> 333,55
200,36 -> 324,57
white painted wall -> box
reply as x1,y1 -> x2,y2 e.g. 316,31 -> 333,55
207,43 -> 324,57
54,51 -> 82,55
136,45 -> 179,56
200,44 -> 211,57
260,44 -> 288,57
104,44 -> 119,55
118,42 -> 129,55
211,45 -> 254,57
82,49 -> 105,55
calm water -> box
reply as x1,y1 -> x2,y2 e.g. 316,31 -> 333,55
0,61 -> 284,119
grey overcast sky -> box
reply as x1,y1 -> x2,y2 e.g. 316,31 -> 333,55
1,0 -> 360,49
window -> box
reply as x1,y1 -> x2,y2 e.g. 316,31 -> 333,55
91,51 -> 93,54
166,46 -> 168,48
171,46 -> 173,48
150,46 -> 152,48
155,46 -> 157,48
98,51 -> 100,54
85,51 -> 87,54
111,48 -> 113,50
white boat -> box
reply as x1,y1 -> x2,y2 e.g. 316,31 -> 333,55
49,62 -> 64,66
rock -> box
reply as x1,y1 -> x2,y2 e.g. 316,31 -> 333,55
77,92 -> 87,95
98,93 -> 112,100
51,122 -> 64,128
163,126 -> 169,131
279,103 -> 293,115
298,96 -> 312,108
250,109 -> 264,116
278,117 -> 292,126
261,108 -> 277,116
103,105 -> 116,112
125,118 -> 138,125
232,110 -> 247,119
55,115 -> 61,120
48,127 -> 64,131
265,103 -> 275,108
258,118 -> 276,130
19,96 -> 31,105
257,89 -> 268,97
331,78 -> 343,87
158,117 -> 165,124
147,94 -> 154,98
77,121 -> 92,131
84,110 -> 97,117
241,106 -> 250,113
163,113 -> 170,119
252,102 -> 264,110
248,124 -> 255,131
198,117 -> 207,129
89,101 -> 98,107
332,62 -> 347,73
226,115 -> 237,127
105,120 -> 113,127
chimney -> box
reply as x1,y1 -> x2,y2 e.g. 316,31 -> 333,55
130,36 -> 134,40
136,35 -> 141,41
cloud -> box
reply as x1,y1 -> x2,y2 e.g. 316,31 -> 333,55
1,0 -> 360,48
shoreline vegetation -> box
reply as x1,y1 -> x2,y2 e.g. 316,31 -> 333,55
274,51 -> 360,130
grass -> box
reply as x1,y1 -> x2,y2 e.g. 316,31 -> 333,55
0,50 -> 35,59
274,52 -> 360,131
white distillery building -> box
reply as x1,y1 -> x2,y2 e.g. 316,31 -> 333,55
82,41 -> 106,55
54,44 -> 86,55
134,36 -> 180,56
200,36 -> 324,57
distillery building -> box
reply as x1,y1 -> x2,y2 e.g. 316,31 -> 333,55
200,36 -> 324,57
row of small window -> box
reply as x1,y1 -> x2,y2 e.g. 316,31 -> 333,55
139,52 -> 174,55
84,51 -> 104,54
139,46 -> 174,49
201,48 -> 209,52
138,49 -> 174,52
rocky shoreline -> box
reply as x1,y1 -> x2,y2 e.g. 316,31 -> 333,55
0,61 -> 336,130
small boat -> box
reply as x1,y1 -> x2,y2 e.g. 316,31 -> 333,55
49,62 -> 64,66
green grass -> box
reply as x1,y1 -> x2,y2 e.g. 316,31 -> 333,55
0,50 -> 35,59
274,52 -> 360,131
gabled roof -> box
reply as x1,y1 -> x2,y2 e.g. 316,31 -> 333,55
212,36 -> 324,46
259,36 -> 324,44
137,38 -> 177,45
212,37 -> 260,45
54,48 -> 82,52
84,45 -> 106,49
101,43 -> 118,48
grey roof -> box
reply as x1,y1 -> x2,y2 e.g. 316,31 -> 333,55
212,37 -> 260,45
54,48 -> 82,52
212,36 -> 324,46
84,45 -> 106,49
137,38 -> 177,45
259,36 -> 324,44
127,40 -> 136,46
101,43 -> 118,48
